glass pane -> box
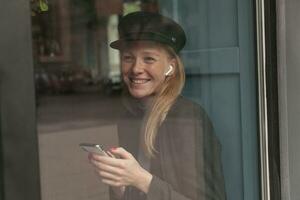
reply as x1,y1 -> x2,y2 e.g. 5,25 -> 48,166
31,0 -> 259,199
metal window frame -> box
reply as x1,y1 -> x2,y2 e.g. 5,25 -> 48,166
256,0 -> 281,200
256,0 -> 270,199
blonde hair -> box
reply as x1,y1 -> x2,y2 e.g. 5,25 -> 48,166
143,47 -> 185,157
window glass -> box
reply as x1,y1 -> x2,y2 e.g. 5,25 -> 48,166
31,0 -> 259,199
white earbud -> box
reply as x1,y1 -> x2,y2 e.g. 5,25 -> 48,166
165,65 -> 173,76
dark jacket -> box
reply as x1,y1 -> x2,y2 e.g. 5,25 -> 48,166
111,96 -> 226,200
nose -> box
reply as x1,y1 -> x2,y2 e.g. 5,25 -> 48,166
131,57 -> 144,74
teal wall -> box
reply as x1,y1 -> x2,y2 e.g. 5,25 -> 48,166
160,0 -> 259,199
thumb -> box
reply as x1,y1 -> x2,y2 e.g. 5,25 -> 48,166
110,147 -> 133,159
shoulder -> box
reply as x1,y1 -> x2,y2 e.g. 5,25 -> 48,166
167,95 -> 208,120
164,96 -> 221,149
164,96 -> 215,139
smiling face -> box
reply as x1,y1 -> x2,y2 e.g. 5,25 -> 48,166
120,41 -> 175,100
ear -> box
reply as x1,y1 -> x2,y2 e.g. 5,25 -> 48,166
165,65 -> 173,76
166,58 -> 176,76
169,58 -> 176,67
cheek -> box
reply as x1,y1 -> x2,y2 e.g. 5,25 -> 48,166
153,69 -> 166,81
121,65 -> 130,77
152,61 -> 169,78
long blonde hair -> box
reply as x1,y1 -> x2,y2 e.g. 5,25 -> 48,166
143,47 -> 185,157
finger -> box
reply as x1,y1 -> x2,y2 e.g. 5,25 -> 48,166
110,147 -> 133,159
106,151 -> 116,158
88,153 -> 93,161
97,170 -> 120,182
90,153 -> 108,162
93,156 -> 125,169
90,159 -> 122,175
91,153 -> 114,163
102,179 -> 124,187
91,155 -> 124,168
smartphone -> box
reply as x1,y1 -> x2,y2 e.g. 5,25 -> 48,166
79,143 -> 108,156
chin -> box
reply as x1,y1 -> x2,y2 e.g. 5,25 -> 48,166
129,92 -> 148,99
128,89 -> 151,99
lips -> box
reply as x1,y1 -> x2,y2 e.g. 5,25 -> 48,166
130,78 -> 151,84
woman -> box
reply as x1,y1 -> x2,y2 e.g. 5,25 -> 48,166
88,11 -> 226,200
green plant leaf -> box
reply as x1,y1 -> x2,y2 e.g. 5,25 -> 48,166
39,0 -> 48,12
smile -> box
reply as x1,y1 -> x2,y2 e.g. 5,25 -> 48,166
130,78 -> 151,84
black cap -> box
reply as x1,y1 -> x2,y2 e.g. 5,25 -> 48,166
110,11 -> 186,53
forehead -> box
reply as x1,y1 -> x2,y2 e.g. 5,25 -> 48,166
120,41 -> 168,54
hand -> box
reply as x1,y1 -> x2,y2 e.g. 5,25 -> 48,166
88,152 -> 125,199
88,147 -> 153,193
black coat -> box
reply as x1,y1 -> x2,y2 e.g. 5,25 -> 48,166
111,96 -> 226,200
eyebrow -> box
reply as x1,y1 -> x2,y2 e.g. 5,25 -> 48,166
122,50 -> 161,57
140,50 -> 161,57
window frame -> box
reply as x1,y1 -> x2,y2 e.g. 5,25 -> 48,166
255,0 -> 281,199
0,0 -> 281,199
0,1 -> 41,199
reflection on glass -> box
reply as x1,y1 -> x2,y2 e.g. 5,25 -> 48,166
31,0 -> 259,200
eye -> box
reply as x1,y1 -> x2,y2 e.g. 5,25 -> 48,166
122,54 -> 134,63
144,56 -> 156,64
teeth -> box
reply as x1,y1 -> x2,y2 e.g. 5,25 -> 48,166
131,79 -> 149,84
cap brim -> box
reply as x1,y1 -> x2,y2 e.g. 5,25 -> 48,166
110,39 -> 128,50
111,32 -> 179,50
110,36 -> 177,52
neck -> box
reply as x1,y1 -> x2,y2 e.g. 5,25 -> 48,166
122,90 -> 156,115
138,96 -> 154,109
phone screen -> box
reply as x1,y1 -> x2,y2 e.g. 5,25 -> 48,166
79,143 -> 107,156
